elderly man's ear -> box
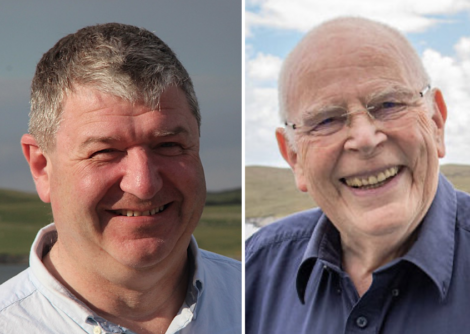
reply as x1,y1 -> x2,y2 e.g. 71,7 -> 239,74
276,128 -> 308,193
432,88 -> 447,159
21,134 -> 51,203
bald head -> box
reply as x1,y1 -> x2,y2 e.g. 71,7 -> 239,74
279,17 -> 430,123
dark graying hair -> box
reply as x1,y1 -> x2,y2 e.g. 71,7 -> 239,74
30,22 -> 200,152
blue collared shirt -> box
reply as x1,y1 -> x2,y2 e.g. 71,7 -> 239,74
0,224 -> 241,334
246,174 -> 470,334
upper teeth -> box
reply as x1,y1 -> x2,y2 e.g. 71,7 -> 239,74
116,206 -> 165,217
344,167 -> 399,188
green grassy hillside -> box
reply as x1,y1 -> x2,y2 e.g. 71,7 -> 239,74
246,164 -> 470,219
0,188 -> 241,262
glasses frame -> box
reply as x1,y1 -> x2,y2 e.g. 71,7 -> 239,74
284,85 -> 431,131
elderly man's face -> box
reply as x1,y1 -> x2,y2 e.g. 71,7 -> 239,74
39,86 -> 206,269
278,30 -> 447,243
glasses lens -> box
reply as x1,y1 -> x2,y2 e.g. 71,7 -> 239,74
300,107 -> 347,136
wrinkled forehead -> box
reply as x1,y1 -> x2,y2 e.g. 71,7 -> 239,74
281,24 -> 419,118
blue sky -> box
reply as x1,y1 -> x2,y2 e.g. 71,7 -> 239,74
245,0 -> 470,167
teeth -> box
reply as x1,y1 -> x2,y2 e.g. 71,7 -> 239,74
377,172 -> 386,182
116,206 -> 166,217
345,167 -> 399,189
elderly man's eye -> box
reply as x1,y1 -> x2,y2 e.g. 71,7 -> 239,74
381,101 -> 404,109
370,101 -> 409,120
311,116 -> 344,132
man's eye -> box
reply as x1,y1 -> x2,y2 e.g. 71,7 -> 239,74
155,142 -> 184,155
160,142 -> 178,147
371,101 -> 408,120
381,101 -> 403,109
311,116 -> 344,133
90,149 -> 118,159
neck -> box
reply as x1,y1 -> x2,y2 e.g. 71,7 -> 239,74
341,228 -> 418,297
44,240 -> 190,334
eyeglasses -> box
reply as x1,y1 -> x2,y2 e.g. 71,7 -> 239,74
284,85 -> 431,140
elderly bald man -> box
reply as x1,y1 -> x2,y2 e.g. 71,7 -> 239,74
246,17 -> 470,333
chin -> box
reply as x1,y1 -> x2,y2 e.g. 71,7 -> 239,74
110,238 -> 173,270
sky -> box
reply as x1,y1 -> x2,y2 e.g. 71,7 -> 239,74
0,0 -> 241,193
245,0 -> 470,168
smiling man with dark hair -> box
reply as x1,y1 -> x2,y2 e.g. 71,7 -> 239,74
0,23 -> 241,334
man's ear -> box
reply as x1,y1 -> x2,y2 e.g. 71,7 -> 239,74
431,89 -> 447,158
21,134 -> 51,203
276,128 -> 308,192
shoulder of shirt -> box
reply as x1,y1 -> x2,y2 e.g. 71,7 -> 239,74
456,189 -> 470,232
0,268 -> 37,314
198,248 -> 240,272
245,208 -> 323,260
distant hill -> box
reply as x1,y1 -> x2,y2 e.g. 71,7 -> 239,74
246,164 -> 470,219
206,188 -> 241,205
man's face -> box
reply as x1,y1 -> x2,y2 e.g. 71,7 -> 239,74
278,30 -> 446,243
42,85 -> 206,270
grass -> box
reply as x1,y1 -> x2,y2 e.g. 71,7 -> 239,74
195,204 -> 241,259
245,166 -> 314,218
0,188 -> 241,262
246,163 -> 470,219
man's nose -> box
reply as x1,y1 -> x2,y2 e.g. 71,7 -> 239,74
120,148 -> 162,200
343,112 -> 387,156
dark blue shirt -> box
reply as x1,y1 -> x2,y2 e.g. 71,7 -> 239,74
246,174 -> 470,334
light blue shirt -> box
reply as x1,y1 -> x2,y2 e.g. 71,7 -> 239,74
0,224 -> 241,334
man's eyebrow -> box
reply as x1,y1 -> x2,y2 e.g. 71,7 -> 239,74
80,136 -> 122,150
366,86 -> 415,102
79,126 -> 191,150
150,126 -> 190,138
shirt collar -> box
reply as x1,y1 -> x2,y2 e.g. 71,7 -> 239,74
400,174 -> 456,300
296,174 -> 457,303
185,235 -> 205,319
29,225 -> 205,333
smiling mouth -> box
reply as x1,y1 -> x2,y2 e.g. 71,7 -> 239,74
341,166 -> 401,190
111,204 -> 168,217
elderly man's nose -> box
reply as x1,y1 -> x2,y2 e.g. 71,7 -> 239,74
120,150 -> 162,200
343,114 -> 387,156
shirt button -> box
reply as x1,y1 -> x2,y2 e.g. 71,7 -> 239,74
392,288 -> 400,297
356,316 -> 368,328
93,326 -> 102,334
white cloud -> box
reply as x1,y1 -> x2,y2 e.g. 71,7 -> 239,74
455,36 -> 470,60
246,52 -> 283,82
245,84 -> 285,166
423,37 -> 470,165
245,51 -> 287,166
246,0 -> 470,35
